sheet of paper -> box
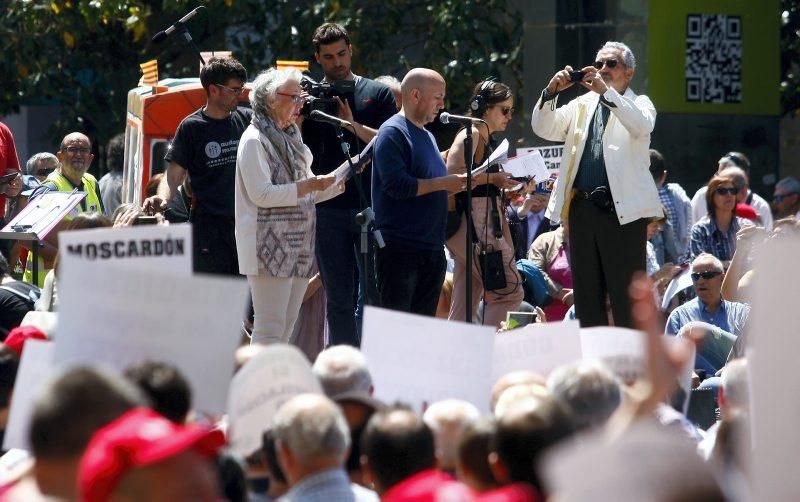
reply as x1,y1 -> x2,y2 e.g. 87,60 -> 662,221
516,145 -> 564,173
361,307 -> 495,413
227,345 -> 322,457
3,340 -> 55,451
749,236 -> 800,501
54,262 -> 249,414
491,321 -> 581,382
661,268 -> 693,310
58,224 -> 192,275
502,150 -> 550,182
472,138 -> 509,176
579,327 -> 646,383
334,138 -> 375,185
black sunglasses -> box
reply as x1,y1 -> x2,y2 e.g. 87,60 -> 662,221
691,271 -> 722,282
774,193 -> 797,203
500,106 -> 514,116
715,187 -> 738,196
593,59 -> 619,70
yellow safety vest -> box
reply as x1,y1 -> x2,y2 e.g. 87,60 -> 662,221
23,172 -> 103,287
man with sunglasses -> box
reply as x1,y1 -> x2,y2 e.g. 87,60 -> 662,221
531,41 -> 662,328
665,253 -> 750,374
144,57 -> 251,276
772,176 -> 800,219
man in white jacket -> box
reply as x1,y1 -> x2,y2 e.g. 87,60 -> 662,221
531,41 -> 662,328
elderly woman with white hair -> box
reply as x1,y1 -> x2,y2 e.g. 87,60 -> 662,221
235,67 -> 342,344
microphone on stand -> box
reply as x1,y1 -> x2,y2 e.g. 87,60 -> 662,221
308,110 -> 352,128
439,112 -> 485,125
152,7 -> 203,44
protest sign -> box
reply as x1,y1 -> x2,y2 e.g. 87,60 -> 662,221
3,340 -> 55,451
491,321 -> 581,381
749,236 -> 800,500
361,307 -> 495,413
517,145 -> 564,173
227,345 -> 322,457
55,262 -> 249,414
580,327 -> 646,383
58,224 -> 192,274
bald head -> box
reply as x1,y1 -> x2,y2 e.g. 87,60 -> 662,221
401,68 -> 444,98
57,132 -> 94,184
400,68 -> 446,126
491,370 -> 547,412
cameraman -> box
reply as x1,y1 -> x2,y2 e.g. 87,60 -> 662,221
301,22 -> 397,347
530,41 -> 662,328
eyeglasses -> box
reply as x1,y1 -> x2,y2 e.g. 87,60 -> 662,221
500,106 -> 514,116
774,192 -> 797,202
276,92 -> 305,105
715,187 -> 738,196
691,271 -> 722,282
215,83 -> 245,95
593,59 -> 620,70
64,146 -> 90,155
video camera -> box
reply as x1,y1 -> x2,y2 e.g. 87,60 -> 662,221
300,74 -> 355,117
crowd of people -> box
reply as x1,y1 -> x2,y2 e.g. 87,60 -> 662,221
0,19 -> 797,501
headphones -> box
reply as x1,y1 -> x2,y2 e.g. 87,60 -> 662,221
469,79 -> 495,117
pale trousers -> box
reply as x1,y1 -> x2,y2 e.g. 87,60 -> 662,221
248,275 -> 308,345
446,196 -> 524,327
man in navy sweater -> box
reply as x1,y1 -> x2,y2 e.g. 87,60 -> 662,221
372,68 -> 466,316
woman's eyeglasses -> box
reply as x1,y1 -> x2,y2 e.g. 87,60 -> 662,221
715,187 -> 738,196
691,271 -> 722,282
500,106 -> 514,116
277,92 -> 305,105
593,59 -> 619,70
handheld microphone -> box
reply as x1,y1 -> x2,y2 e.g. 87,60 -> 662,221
309,109 -> 352,128
439,112 -> 485,125
152,7 -> 203,44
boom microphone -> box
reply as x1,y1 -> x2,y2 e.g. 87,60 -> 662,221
439,112 -> 485,125
309,109 -> 352,128
152,7 -> 203,44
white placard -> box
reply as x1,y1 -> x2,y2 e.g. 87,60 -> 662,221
58,224 -> 192,275
54,262 -> 249,414
749,236 -> 800,501
3,340 -> 55,451
491,321 -> 581,382
502,150 -> 550,182
227,345 -> 322,457
361,307 -> 495,413
661,268 -> 693,310
580,327 -> 646,383
517,145 -> 564,173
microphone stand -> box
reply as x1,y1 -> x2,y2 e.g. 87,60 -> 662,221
463,122 -> 474,323
174,22 -> 206,66
334,125 -> 384,345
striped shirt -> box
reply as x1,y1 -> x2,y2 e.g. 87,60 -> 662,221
688,215 -> 750,262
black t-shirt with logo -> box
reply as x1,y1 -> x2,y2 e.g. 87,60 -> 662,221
165,107 -> 252,217
302,76 -> 397,209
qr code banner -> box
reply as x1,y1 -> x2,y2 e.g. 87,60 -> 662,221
685,14 -> 742,104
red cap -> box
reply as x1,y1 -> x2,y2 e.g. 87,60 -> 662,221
78,408 -> 225,502
3,326 -> 47,357
735,203 -> 758,221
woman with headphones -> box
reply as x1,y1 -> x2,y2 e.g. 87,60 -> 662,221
445,80 -> 524,327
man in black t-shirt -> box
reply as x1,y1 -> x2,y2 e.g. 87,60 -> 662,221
302,23 -> 398,347
144,57 -> 251,275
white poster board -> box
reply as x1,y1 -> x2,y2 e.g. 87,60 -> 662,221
54,262 -> 249,414
58,224 -> 192,275
749,236 -> 800,501
361,307 -> 495,413
580,327 -> 646,383
3,340 -> 55,451
491,321 -> 581,382
517,145 -> 564,173
227,345 -> 322,457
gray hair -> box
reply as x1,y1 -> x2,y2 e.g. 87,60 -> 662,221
776,176 -> 800,195
249,67 -> 303,118
312,345 -> 373,397
547,360 -> 621,430
691,253 -> 724,273
721,358 -> 749,411
422,399 -> 481,470
26,152 -> 59,175
272,393 -> 350,465
601,41 -> 636,69
719,166 -> 748,190
375,75 -> 400,91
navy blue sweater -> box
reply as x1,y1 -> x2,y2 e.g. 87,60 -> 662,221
372,114 -> 448,250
